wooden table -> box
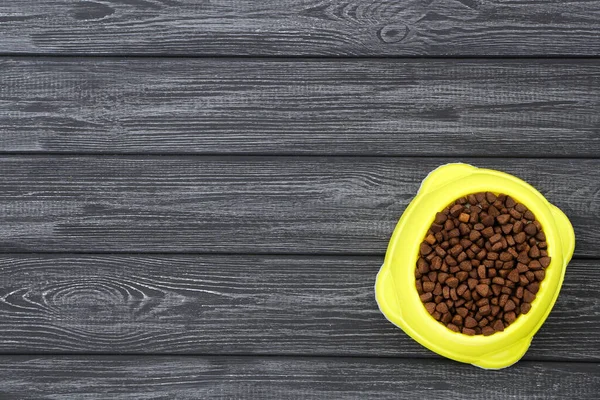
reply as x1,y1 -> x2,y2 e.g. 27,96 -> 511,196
1,1 -> 599,397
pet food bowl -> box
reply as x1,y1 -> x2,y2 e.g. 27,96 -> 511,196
375,163 -> 575,369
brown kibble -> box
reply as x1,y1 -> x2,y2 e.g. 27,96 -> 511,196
452,314 -> 463,326
491,242 -> 503,252
517,263 -> 529,274
445,255 -> 457,267
449,244 -> 463,257
480,305 -> 491,316
469,230 -> 481,241
517,252 -> 530,264
434,247 -> 447,258
476,284 -> 490,297
504,299 -> 516,312
437,272 -> 449,284
420,292 -> 433,302
458,213 -> 470,223
443,285 -> 450,299
534,270 -> 545,281
527,282 -> 540,294
496,214 -> 511,225
467,278 -> 478,290
516,286 -> 524,299
431,256 -> 443,270
514,232 -> 527,244
431,223 -> 443,233
425,302 -> 436,314
505,196 -> 516,208
445,277 -> 459,288
459,260 -> 472,271
436,302 -> 449,314
525,271 -> 535,282
482,326 -> 495,336
481,215 -> 495,227
529,260 -> 542,271
423,281 -> 435,293
539,257 -> 551,268
447,323 -> 460,332
433,282 -> 443,295
504,311 -> 517,323
420,242 -> 433,255
536,231 -> 546,241
434,212 -> 448,224
450,288 -> 458,301
476,250 -> 487,261
492,277 -> 505,285
457,307 -> 469,318
523,290 -> 536,303
441,312 -> 452,324
464,316 -> 477,328
519,275 -> 529,287
499,294 -> 509,308
481,226 -> 495,238
529,245 -> 540,259
416,280 -> 423,294
487,205 -> 500,217
433,311 -> 442,320
524,223 -> 537,236
492,319 -> 505,332
523,210 -> 535,221
477,265 -> 486,279
456,271 -> 469,282
509,209 -> 522,219
489,233 -> 502,244
417,258 -> 430,274
507,269 -> 520,283
521,303 -> 532,314
515,203 -> 527,213
512,221 -> 524,233
449,204 -> 464,217
462,327 -> 476,336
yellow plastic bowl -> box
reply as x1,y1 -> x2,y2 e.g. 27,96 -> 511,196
375,163 -> 575,369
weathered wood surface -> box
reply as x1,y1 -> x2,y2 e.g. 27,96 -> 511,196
1,1 -> 600,56
0,156 -> 597,256
0,356 -> 598,399
0,255 -> 596,360
1,58 -> 599,156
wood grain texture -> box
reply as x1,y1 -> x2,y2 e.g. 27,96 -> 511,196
0,156 -> 597,256
0,254 -> 597,360
1,58 -> 599,156
0,356 -> 598,399
1,1 -> 600,56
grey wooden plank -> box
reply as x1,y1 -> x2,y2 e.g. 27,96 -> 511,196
0,254 -> 597,360
0,156 -> 597,256
1,58 -> 599,156
0,356 -> 598,399
1,1 -> 600,56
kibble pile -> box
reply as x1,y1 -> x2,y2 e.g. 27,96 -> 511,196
415,192 -> 550,336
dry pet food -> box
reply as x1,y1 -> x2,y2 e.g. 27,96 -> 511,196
415,192 -> 550,336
